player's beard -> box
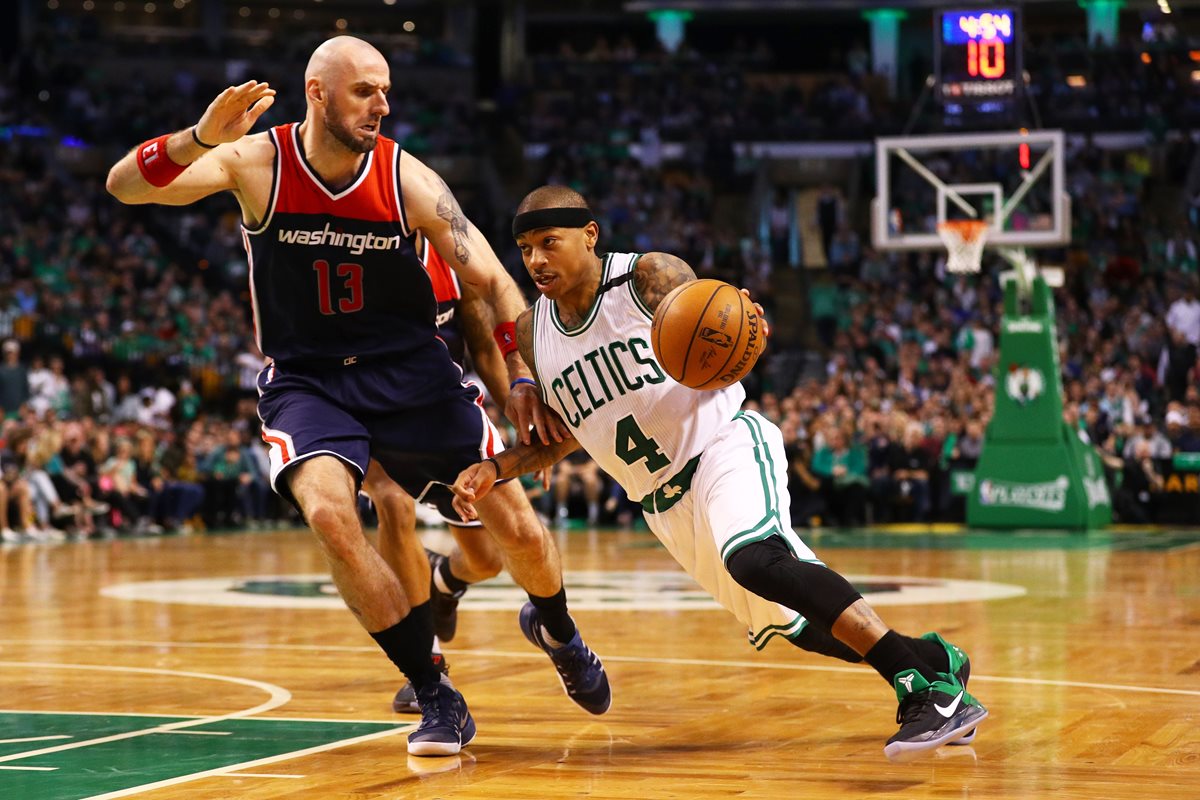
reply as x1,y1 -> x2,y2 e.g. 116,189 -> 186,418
324,101 -> 377,154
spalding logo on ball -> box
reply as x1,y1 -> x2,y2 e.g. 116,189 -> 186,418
650,279 -> 765,390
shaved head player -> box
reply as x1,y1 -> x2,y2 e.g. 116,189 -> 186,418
106,37 -> 610,757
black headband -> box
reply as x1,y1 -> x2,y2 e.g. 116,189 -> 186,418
512,207 -> 595,238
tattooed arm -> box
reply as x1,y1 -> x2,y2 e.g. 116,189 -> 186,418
632,251 -> 699,313
514,307 -> 539,385
458,280 -> 510,407
400,152 -> 527,327
633,251 -> 770,337
449,307 -> 576,520
451,435 -> 581,521
402,152 -> 569,444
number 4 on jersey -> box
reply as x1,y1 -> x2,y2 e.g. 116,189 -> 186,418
615,414 -> 670,473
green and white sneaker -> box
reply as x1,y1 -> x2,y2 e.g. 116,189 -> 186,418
920,632 -> 976,745
883,669 -> 988,763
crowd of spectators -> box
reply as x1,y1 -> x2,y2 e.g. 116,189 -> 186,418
1,12 -> 1200,539
0,369 -> 290,541
1021,31 -> 1200,134
520,29 -> 1200,142
780,119 -> 1200,526
773,259 -> 1200,528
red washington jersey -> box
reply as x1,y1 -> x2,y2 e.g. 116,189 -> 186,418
241,123 -> 440,364
419,236 -> 466,365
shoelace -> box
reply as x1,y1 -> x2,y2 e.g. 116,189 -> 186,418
552,645 -> 596,691
418,688 -> 449,727
895,689 -> 935,726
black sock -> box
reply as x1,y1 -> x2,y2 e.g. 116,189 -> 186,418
527,587 -> 576,645
900,634 -> 949,673
791,625 -> 864,663
437,556 -> 470,595
791,628 -> 950,675
370,602 -> 440,692
864,630 -> 940,687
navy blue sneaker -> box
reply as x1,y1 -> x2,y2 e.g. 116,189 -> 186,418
393,652 -> 450,714
407,680 -> 476,757
519,602 -> 611,715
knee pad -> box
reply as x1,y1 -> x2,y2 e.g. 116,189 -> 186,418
725,536 -> 863,630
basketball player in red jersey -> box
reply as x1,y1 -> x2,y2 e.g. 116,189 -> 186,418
362,233 -> 508,712
106,36 -> 610,757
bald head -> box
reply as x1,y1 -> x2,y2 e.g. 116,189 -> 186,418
305,36 -> 388,85
516,185 -> 591,215
304,35 -> 390,155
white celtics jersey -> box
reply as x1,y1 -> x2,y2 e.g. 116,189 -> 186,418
531,252 -> 745,501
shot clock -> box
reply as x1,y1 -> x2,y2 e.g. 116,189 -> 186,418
936,8 -> 1022,104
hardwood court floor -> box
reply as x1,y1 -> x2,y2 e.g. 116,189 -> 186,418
1,524 -> 1198,799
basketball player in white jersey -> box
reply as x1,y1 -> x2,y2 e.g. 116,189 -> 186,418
450,186 -> 988,763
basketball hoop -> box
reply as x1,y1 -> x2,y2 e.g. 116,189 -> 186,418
937,219 -> 989,274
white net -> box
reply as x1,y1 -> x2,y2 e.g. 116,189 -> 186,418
937,220 -> 989,274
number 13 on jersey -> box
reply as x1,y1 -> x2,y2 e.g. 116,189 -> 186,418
313,260 -> 364,315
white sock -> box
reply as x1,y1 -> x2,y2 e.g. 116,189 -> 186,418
432,564 -> 453,596
540,624 -> 568,649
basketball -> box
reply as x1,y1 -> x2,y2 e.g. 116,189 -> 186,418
650,279 -> 765,390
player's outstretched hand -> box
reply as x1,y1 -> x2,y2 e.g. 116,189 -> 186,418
450,460 -> 500,522
506,382 -> 569,446
194,81 -> 276,147
738,288 -> 771,338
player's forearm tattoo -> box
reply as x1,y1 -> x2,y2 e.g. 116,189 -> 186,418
515,309 -> 539,383
435,178 -> 470,266
495,439 -> 578,479
633,251 -> 698,313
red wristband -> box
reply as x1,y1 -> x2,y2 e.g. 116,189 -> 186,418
136,134 -> 187,188
493,321 -> 518,357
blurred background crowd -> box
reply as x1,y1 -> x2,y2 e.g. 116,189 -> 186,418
1,0 -> 1199,540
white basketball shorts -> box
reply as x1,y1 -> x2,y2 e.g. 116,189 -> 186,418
643,410 -> 824,650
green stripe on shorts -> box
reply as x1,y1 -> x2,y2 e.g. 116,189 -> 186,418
734,412 -> 776,526
748,615 -> 809,650
721,412 -> 783,563
721,519 -> 780,564
741,411 -> 782,526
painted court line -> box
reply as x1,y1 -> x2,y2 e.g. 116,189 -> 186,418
0,710 -> 199,720
0,662 -> 290,765
0,765 -> 58,771
0,735 -> 72,744
158,730 -> 232,736
0,708 -> 404,726
82,726 -> 406,800
3,639 -> 1198,700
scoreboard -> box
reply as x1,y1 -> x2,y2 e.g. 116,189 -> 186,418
936,8 -> 1022,104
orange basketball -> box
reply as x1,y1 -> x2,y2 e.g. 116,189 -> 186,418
650,279 -> 766,390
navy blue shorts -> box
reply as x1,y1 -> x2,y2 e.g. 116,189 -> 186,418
256,349 -> 503,521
